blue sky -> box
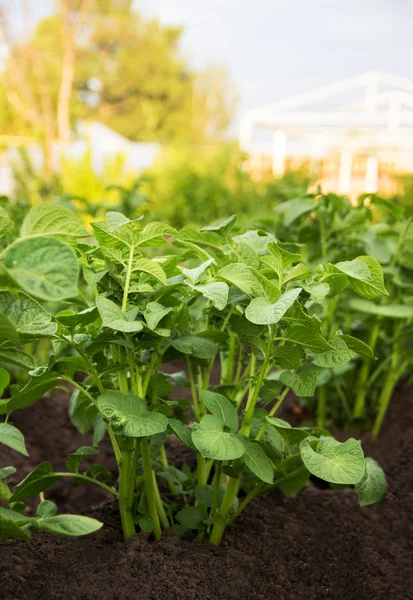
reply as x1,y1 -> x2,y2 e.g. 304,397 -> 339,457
5,0 -> 412,126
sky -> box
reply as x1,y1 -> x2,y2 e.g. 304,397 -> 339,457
3,0 -> 413,131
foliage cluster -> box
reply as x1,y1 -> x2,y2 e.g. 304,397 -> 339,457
0,202 -> 389,544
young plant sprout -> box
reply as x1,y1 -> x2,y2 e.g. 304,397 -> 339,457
0,204 -> 387,543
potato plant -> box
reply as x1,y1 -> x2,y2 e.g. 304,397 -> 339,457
0,203 -> 386,544
274,193 -> 413,433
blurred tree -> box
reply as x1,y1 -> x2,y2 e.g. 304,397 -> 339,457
0,0 -> 236,169
0,0 -> 95,174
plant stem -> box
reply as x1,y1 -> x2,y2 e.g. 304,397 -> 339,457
240,326 -> 275,437
122,242 -> 135,312
209,475 -> 240,546
117,443 -> 136,540
196,455 -> 207,486
353,320 -> 380,418
153,472 -> 170,529
160,444 -> 177,495
186,356 -> 200,421
317,385 -> 328,428
255,386 -> 291,441
141,438 -> 161,540
227,483 -> 265,525
54,472 -> 119,498
224,333 -> 236,384
63,376 -> 121,465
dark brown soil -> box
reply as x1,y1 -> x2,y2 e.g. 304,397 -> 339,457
1,385 -> 413,600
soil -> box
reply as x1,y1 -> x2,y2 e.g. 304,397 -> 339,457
1,384 -> 413,600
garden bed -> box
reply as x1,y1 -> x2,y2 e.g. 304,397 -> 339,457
1,384 -> 413,600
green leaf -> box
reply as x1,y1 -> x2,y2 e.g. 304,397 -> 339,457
136,222 -> 176,247
259,379 -> 283,401
283,263 -> 312,284
279,365 -> 318,397
138,515 -> 154,533
335,256 -> 388,299
11,462 -> 61,501
0,291 -> 56,339
168,418 -> 196,450
0,311 -> 19,345
265,418 -> 310,446
92,219 -> 132,248
192,282 -> 229,310
97,390 -> 168,437
0,348 -> 36,370
175,506 -> 206,529
69,389 -> 97,435
242,439 -> 273,483
191,414 -> 245,460
36,500 -> 58,518
0,515 -> 31,540
283,323 -> 332,353
105,211 -> 142,231
0,367 -> 10,395
233,230 -> 274,255
337,334 -> 373,358
218,263 -> 279,301
0,466 -> 16,480
35,515 -> 103,536
348,298 -> 413,319
96,296 -> 143,332
143,301 -> 172,330
0,423 -> 28,456
355,457 -> 387,506
170,334 -> 218,359
66,446 -> 99,471
200,390 -> 238,433
276,195 -> 316,227
273,345 -> 301,369
3,237 -> 79,301
202,214 -> 236,235
245,288 -> 302,325
277,467 -> 310,497
133,257 -> 167,284
313,336 -> 353,368
300,437 -> 365,484
56,306 -> 99,328
2,373 -> 57,413
0,205 -> 11,238
178,258 -> 214,285
21,203 -> 86,239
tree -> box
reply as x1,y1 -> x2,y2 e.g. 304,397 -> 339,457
0,0 -> 235,164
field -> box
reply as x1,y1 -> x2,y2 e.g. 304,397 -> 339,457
0,193 -> 412,599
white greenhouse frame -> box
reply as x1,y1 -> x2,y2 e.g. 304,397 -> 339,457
239,71 -> 413,193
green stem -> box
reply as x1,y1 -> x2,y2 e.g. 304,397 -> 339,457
317,385 -> 328,428
209,475 -> 240,546
227,483 -> 265,525
353,320 -> 380,418
54,472 -> 119,498
240,326 -> 275,437
160,444 -> 177,495
118,445 -> 136,540
141,438 -> 161,540
372,359 -> 407,439
186,356 -> 200,421
153,472 -> 170,529
224,334 -> 236,384
196,455 -> 207,486
255,386 -> 291,441
63,376 -> 121,465
122,242 -> 135,312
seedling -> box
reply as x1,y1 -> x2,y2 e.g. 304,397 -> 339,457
0,204 -> 386,543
